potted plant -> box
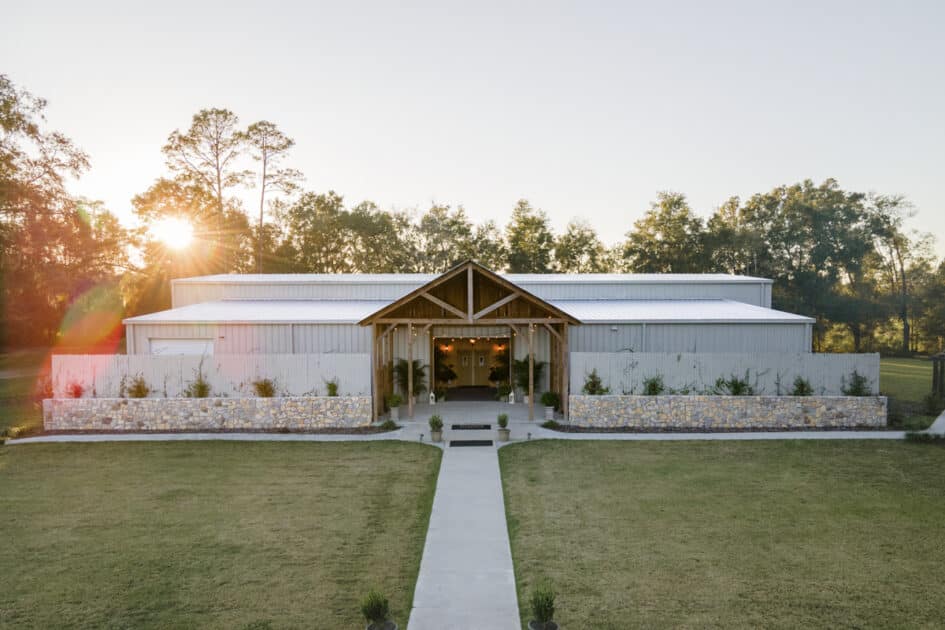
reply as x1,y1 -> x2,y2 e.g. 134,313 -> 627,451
528,582 -> 557,630
540,392 -> 560,421
361,590 -> 396,630
429,414 -> 443,442
497,413 -> 510,442
387,394 -> 403,421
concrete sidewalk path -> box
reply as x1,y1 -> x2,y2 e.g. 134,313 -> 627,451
532,427 -> 907,441
407,446 -> 520,630
926,410 -> 945,434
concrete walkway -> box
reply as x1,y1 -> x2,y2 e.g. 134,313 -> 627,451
407,445 -> 520,630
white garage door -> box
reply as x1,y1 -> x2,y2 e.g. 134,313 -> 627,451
149,338 -> 214,356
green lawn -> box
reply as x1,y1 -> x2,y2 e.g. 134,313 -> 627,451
0,441 -> 441,629
880,357 -> 933,403
500,440 -> 945,629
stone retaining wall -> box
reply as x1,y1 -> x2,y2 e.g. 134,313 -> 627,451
43,396 -> 373,432
568,395 -> 887,430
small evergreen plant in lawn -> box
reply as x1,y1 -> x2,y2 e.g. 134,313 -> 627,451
529,582 -> 556,627
428,414 -> 443,431
497,413 -> 509,429
792,376 -> 814,396
360,590 -> 390,626
252,378 -> 276,398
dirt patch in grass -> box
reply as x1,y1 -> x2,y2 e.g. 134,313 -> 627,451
0,441 -> 440,629
500,439 -> 945,629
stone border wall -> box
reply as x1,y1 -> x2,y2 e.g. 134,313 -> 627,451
43,397 -> 372,432
568,395 -> 887,430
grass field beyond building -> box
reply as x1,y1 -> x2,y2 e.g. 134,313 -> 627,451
500,440 -> 945,629
0,441 -> 440,629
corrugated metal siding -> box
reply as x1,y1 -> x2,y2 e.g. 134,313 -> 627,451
293,325 -> 371,353
643,323 -> 808,353
521,282 -> 769,305
570,325 -> 644,352
172,278 -> 773,307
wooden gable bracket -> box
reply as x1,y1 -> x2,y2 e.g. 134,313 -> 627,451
419,292 -> 466,320
473,291 -> 521,320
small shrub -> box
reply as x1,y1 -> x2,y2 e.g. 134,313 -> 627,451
541,420 -> 560,430
360,590 -> 390,625
922,393 -> 944,416
791,376 -> 814,396
495,383 -> 512,400
183,373 -> 211,398
582,369 -> 611,395
387,393 -> 403,408
497,413 -> 509,429
379,419 -> 399,431
841,370 -> 871,396
252,378 -> 277,398
540,391 -> 560,409
325,379 -> 339,397
642,374 -> 666,396
905,431 -> 945,445
712,372 -> 755,396
428,414 -> 443,431
529,582 -> 556,625
126,375 -> 150,398
66,381 -> 84,399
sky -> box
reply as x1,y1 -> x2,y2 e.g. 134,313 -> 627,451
5,0 -> 945,254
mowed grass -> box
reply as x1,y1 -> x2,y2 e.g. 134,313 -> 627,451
0,441 -> 441,629
880,357 -> 933,403
500,440 -> 945,629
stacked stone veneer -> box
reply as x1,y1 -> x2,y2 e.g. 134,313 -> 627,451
43,396 -> 372,432
568,395 -> 887,430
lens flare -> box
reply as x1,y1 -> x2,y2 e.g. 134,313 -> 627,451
149,217 -> 193,249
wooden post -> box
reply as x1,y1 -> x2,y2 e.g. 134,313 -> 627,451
528,323 -> 534,421
559,324 -> 569,419
467,266 -> 474,322
373,324 -> 380,423
407,322 -> 414,418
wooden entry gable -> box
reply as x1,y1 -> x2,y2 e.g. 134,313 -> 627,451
357,260 -> 581,326
360,261 -> 580,423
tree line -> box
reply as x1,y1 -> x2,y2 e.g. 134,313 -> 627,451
1,75 -> 943,354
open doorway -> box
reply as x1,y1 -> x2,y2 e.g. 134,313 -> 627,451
433,336 -> 511,402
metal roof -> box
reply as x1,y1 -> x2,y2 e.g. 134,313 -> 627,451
125,298 -> 811,326
549,299 -> 814,324
123,300 -> 390,325
172,272 -> 772,285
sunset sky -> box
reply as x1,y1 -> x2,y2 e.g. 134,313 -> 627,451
5,0 -> 944,252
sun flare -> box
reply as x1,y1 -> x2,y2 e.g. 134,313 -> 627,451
149,217 -> 194,249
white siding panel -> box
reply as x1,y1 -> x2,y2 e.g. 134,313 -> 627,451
52,353 -> 371,398
570,324 -> 644,353
570,352 -> 880,396
643,323 -> 808,353
293,324 -> 371,353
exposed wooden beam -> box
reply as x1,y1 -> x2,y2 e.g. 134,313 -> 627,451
473,292 -> 520,320
375,318 -> 567,325
420,292 -> 467,320
467,266 -> 474,322
378,323 -> 397,341
528,324 -> 535,422
543,322 -> 562,341
407,322 -> 414,419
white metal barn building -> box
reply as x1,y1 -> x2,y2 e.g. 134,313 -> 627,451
122,260 -> 814,420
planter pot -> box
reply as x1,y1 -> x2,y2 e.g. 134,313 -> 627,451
430,429 -> 443,443
497,427 -> 510,442
366,622 -> 397,630
544,406 -> 555,420
523,395 -> 529,405
390,407 -> 400,421
528,622 -> 558,630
